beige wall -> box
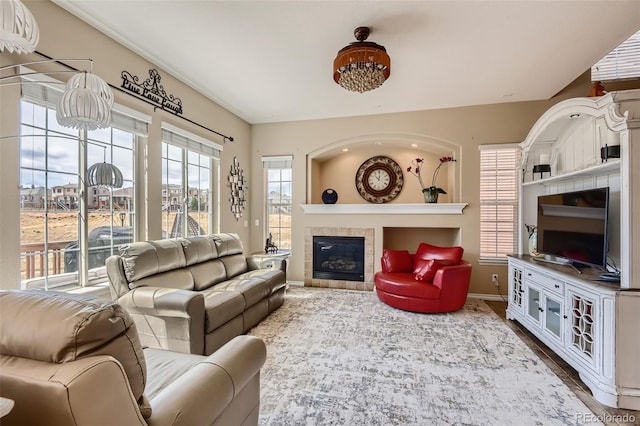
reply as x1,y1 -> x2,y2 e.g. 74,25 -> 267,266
250,72 -> 640,295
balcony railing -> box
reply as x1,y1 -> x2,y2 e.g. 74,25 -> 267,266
20,241 -> 73,281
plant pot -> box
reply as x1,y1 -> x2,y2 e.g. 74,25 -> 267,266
423,191 -> 438,203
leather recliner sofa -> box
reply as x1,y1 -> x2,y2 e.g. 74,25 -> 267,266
374,242 -> 472,313
0,290 -> 266,426
106,232 -> 286,355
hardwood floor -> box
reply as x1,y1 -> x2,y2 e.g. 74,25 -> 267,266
485,300 -> 640,426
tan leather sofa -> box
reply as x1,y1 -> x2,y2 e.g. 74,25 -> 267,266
0,290 -> 266,426
106,232 -> 286,355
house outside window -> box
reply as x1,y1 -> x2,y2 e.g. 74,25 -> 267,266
262,156 -> 293,250
161,123 -> 221,238
19,96 -> 146,289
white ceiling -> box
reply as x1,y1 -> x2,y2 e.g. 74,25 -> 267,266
52,1 -> 640,125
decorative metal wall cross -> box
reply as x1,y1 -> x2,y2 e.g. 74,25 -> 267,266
121,68 -> 183,115
229,157 -> 247,220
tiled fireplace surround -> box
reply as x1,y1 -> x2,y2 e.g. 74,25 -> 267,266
304,227 -> 375,291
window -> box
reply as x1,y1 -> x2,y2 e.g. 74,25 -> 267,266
161,123 -> 221,238
479,145 -> 520,264
592,29 -> 640,82
19,88 -> 147,289
263,156 -> 293,250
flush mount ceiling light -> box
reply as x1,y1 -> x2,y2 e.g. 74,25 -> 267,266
57,70 -> 114,130
0,0 -> 39,54
333,26 -> 391,93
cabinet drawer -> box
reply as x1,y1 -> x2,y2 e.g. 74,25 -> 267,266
525,268 -> 564,295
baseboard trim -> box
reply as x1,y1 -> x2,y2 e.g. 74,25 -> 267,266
468,292 -> 506,301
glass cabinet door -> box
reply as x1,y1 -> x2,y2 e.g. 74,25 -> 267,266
544,296 -> 562,341
526,286 -> 541,324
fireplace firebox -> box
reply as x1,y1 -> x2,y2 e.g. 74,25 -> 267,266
313,236 -> 365,282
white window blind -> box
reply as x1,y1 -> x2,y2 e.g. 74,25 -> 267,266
592,29 -> 640,82
261,155 -> 293,169
161,122 -> 222,158
479,145 -> 520,263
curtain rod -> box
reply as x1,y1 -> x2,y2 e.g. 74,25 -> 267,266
30,50 -> 234,143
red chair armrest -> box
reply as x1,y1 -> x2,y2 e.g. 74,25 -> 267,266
432,261 -> 472,291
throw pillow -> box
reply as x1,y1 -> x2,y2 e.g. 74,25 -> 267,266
413,258 -> 443,281
381,249 -> 412,272
415,242 -> 464,264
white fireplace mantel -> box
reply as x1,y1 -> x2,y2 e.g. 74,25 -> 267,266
300,203 -> 468,215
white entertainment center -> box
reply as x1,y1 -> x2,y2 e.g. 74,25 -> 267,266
506,90 -> 640,409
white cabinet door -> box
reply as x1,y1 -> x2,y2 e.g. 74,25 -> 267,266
508,261 -> 525,317
566,287 -> 599,371
542,294 -> 563,343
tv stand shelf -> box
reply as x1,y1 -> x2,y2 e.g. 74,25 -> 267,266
509,90 -> 640,410
521,160 -> 620,187
507,255 -> 640,410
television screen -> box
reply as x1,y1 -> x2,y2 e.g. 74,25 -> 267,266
536,187 -> 609,269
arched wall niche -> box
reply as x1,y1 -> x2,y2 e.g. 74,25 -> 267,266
306,132 -> 463,204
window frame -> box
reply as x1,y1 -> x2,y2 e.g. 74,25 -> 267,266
478,144 -> 521,265
18,99 -> 146,289
160,123 -> 222,238
263,155 -> 293,251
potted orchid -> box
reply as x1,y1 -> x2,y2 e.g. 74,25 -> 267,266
407,156 -> 457,203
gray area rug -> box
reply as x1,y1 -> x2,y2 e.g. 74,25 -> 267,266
249,287 -> 601,426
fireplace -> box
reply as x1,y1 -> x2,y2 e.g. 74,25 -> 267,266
313,236 -> 365,282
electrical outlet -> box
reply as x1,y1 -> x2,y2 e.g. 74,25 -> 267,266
492,274 -> 499,286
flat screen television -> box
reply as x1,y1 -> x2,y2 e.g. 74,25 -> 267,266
536,187 -> 609,269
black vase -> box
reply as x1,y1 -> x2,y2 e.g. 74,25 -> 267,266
322,189 -> 338,204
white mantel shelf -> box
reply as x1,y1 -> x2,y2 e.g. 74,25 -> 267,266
300,203 -> 468,215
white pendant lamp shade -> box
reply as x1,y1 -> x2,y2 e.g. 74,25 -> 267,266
87,161 -> 123,188
0,0 -> 39,54
57,72 -> 114,131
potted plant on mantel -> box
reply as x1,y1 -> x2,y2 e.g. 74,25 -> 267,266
407,156 -> 457,203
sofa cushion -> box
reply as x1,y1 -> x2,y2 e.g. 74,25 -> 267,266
214,278 -> 271,308
0,290 -> 150,417
375,273 -> 440,299
236,269 -> 287,294
413,259 -> 445,282
190,259 -> 227,291
213,233 -> 244,257
221,253 -> 249,278
381,249 -> 413,272
128,268 -> 194,291
202,289 -> 246,332
181,236 -> 218,266
120,239 -> 187,282
414,243 -> 464,264
143,347 -> 204,400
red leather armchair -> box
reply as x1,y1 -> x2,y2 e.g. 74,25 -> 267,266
374,243 -> 472,313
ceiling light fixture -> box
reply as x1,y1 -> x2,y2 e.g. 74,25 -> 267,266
1,0 -> 114,131
0,0 -> 39,54
57,70 -> 114,130
86,145 -> 123,188
333,26 -> 390,93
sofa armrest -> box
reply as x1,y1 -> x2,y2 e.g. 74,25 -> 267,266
247,255 -> 287,272
0,354 -> 147,426
118,287 -> 204,318
106,255 -> 130,299
118,288 -> 206,355
147,335 -> 266,426
432,261 -> 472,291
